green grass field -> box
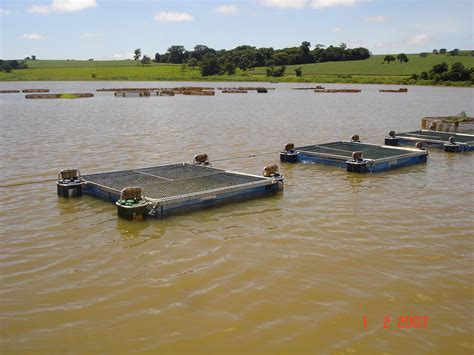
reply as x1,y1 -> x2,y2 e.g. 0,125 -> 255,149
253,54 -> 474,76
1,53 -> 472,86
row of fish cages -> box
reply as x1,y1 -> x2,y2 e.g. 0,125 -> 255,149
290,87 -> 407,93
0,89 -> 50,93
25,93 -> 94,99
57,130 -> 472,220
2,86 -> 412,97
217,87 -> 273,93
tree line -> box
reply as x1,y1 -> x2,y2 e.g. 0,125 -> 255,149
0,60 -> 28,73
412,62 -> 473,83
143,42 -> 370,76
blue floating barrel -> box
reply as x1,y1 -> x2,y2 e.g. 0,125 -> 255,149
116,187 -> 149,220
57,169 -> 83,198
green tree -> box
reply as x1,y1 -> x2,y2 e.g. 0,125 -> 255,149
31,55 -> 36,60
154,53 -> 161,63
300,41 -> 311,63
294,67 -> 303,77
187,58 -> 198,69
266,65 -> 286,77
223,60 -> 236,75
383,55 -> 396,64
419,71 -> 429,80
134,48 -> 141,65
439,48 -> 447,54
445,62 -> 470,81
200,54 -> 222,76
432,49 -> 439,55
397,53 -> 409,63
449,48 -> 460,56
419,52 -> 428,57
430,62 -> 449,74
141,55 -> 151,66
167,45 -> 187,64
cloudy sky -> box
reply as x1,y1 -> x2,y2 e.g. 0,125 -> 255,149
1,0 -> 472,60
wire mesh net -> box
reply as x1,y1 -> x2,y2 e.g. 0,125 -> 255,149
83,164 -> 269,201
297,142 -> 415,160
401,131 -> 474,144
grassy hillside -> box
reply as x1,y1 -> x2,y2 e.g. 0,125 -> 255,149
252,54 -> 474,76
1,53 -> 472,85
24,59 -> 166,68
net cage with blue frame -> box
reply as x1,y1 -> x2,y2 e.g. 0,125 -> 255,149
384,130 -> 474,153
279,135 -> 428,173
56,154 -> 284,220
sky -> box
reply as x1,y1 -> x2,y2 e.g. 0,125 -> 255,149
0,0 -> 473,60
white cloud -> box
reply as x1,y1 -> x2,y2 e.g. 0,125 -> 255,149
331,27 -> 343,32
28,4 -> 51,14
0,8 -> 12,15
112,52 -> 133,60
364,15 -> 388,23
20,33 -> 47,40
80,32 -> 103,39
154,11 -> 194,22
406,33 -> 430,45
262,0 -> 363,9
28,0 -> 96,14
310,0 -> 357,8
214,4 -> 239,15
261,0 -> 307,9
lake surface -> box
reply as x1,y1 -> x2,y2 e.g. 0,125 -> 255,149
1,81 -> 473,354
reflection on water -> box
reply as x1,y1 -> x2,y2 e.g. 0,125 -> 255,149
0,81 -> 473,353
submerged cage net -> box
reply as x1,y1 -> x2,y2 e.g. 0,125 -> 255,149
296,142 -> 414,160
82,164 -> 272,205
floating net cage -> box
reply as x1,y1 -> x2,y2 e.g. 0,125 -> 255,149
81,163 -> 282,218
296,142 -> 410,160
281,141 -> 428,173
398,131 -> 474,144
394,130 -> 474,152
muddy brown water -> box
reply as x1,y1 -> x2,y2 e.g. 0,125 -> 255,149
0,81 -> 473,353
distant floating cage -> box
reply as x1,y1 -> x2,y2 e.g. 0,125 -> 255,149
280,139 -> 428,173
217,87 -> 275,91
388,130 -> 474,153
314,89 -> 361,93
222,90 -> 247,94
157,90 -> 175,96
59,162 -> 283,219
114,91 -> 151,97
182,90 -> 215,96
0,90 -> 20,94
22,89 -> 49,93
292,86 -> 324,90
98,88 -> 159,92
98,87 -> 214,93
25,93 -> 94,99
379,88 -> 408,93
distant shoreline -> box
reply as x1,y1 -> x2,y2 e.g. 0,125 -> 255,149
0,76 -> 472,88
1,54 -> 473,87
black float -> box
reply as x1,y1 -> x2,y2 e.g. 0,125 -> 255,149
385,130 -> 400,146
346,151 -> 369,173
57,169 -> 83,198
280,143 -> 299,163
